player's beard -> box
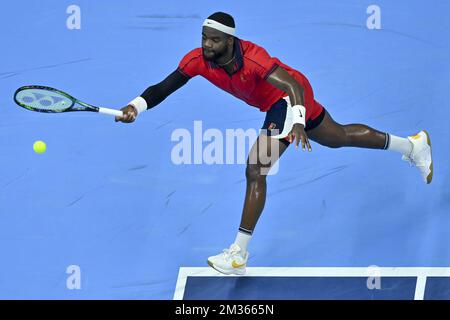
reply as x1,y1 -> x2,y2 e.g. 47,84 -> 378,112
202,47 -> 227,62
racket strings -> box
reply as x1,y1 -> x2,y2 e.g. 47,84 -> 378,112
15,89 -> 73,112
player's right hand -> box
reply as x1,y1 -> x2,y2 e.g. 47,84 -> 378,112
115,105 -> 138,123
289,123 -> 312,152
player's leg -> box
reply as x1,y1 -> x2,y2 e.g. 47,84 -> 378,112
306,109 -> 390,149
207,134 -> 289,275
239,134 -> 290,234
306,108 -> 433,183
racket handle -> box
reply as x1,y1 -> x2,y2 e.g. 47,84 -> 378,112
98,107 -> 123,117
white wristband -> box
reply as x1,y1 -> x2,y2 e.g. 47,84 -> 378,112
128,96 -> 147,114
292,105 -> 306,126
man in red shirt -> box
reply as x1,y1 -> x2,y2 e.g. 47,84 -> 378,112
117,12 -> 433,275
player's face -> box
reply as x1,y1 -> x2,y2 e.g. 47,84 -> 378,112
202,27 -> 230,61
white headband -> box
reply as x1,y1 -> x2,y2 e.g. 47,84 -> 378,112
203,19 -> 236,36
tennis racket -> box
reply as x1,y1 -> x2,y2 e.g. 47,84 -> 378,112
13,85 -> 123,117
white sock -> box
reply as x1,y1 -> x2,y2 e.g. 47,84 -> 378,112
386,133 -> 413,156
234,229 -> 252,256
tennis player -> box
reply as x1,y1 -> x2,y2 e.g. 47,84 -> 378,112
116,12 -> 433,275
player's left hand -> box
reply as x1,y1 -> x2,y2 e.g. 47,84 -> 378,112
288,123 -> 312,151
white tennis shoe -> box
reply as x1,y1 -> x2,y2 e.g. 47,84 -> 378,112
402,130 -> 433,184
207,243 -> 249,275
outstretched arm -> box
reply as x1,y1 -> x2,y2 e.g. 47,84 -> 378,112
265,66 -> 312,151
266,65 -> 304,106
116,69 -> 190,123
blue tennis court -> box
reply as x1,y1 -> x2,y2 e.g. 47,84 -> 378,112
1,0 -> 449,299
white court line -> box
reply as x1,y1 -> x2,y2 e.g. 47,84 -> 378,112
414,276 -> 427,300
173,267 -> 450,300
173,268 -> 190,300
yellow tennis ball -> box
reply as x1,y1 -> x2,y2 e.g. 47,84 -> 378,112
33,140 -> 47,154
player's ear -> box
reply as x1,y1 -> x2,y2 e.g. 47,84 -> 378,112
227,35 -> 234,46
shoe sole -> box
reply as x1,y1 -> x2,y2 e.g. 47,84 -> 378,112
422,130 -> 433,184
207,260 -> 246,275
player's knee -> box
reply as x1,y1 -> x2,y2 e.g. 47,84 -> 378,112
246,164 -> 266,181
323,126 -> 350,148
324,141 -> 344,148
319,137 -> 346,148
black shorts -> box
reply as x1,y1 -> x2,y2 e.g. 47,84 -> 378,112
261,98 -> 326,146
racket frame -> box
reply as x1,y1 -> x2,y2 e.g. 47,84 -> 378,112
14,85 -> 123,117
